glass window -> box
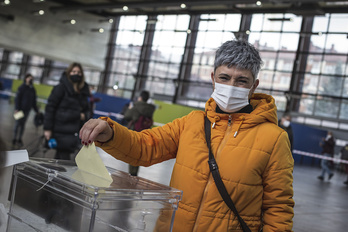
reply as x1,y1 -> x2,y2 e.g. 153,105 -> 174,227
303,74 -> 319,94
110,15 -> 147,96
328,14 -> 348,33
145,15 -> 190,98
317,75 -> 344,97
298,95 -> 315,115
273,71 -> 291,91
3,51 -> 23,79
192,14 -> 242,85
325,34 -> 348,54
339,100 -> 348,120
312,15 -> 329,33
314,96 -> 340,118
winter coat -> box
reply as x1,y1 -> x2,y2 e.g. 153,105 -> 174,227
15,83 -> 38,113
124,101 -> 155,130
96,93 -> 294,232
321,136 -> 335,156
44,73 -> 90,151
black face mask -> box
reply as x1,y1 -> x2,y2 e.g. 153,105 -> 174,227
70,74 -> 82,83
28,80 -> 33,85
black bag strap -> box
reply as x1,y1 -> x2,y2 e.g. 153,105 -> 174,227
204,116 -> 251,232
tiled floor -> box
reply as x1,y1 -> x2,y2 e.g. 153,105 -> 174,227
1,98 -> 348,231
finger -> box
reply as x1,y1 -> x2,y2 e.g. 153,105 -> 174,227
89,120 -> 111,143
80,119 -> 110,144
79,119 -> 100,143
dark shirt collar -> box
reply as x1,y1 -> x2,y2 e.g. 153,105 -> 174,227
216,103 -> 253,114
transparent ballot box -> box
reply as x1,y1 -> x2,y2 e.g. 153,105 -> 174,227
6,158 -> 182,232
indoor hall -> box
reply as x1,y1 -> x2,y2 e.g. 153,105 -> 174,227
1,0 -> 348,231
1,98 -> 348,232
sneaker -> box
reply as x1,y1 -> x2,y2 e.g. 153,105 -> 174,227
317,176 -> 324,181
329,173 -> 334,180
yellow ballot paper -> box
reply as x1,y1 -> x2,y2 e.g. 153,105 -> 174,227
73,142 -> 113,187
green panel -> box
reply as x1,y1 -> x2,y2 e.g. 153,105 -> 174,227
153,100 -> 203,125
12,80 -> 53,99
11,80 -> 54,111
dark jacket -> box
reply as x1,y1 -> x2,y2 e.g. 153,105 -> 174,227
124,101 -> 155,130
15,83 -> 38,113
322,136 -> 335,156
44,73 -> 90,151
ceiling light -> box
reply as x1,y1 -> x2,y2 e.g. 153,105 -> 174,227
108,19 -> 113,23
186,29 -> 191,34
123,6 -> 128,11
256,1 -> 262,6
70,19 -> 76,24
3,0 -> 10,5
180,3 -> 186,9
246,30 -> 251,35
32,10 -> 44,16
99,28 -> 104,33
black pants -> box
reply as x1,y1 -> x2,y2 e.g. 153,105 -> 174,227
13,110 -> 30,141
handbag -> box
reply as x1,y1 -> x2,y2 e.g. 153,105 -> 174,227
204,116 -> 252,232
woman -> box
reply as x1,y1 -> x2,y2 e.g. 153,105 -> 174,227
44,63 -> 90,160
12,74 -> 39,146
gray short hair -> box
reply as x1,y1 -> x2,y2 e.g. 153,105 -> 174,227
214,40 -> 263,80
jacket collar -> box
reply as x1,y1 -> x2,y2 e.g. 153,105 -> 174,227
205,93 -> 278,128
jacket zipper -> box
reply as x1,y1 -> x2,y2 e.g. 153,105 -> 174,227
192,116 -> 233,231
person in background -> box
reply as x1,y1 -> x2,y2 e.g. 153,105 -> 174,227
279,113 -> 294,153
12,74 -> 39,146
124,90 -> 156,176
88,86 -> 101,119
79,40 -> 294,231
340,144 -> 348,185
44,62 -> 90,160
318,131 -> 335,181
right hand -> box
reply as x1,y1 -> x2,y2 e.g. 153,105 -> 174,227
44,130 -> 52,141
79,119 -> 114,145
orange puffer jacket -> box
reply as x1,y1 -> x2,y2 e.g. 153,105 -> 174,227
96,93 -> 294,232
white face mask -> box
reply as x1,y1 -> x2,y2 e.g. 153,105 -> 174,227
282,120 -> 290,128
211,82 -> 251,113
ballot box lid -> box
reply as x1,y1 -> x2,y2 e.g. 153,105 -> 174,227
14,158 -> 182,207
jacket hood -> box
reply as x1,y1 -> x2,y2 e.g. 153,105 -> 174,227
60,72 -> 90,96
205,93 -> 278,129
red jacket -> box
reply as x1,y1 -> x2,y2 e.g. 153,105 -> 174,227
96,93 -> 294,232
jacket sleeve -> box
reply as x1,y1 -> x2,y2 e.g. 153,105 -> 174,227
124,106 -> 139,122
43,85 -> 64,131
262,131 -> 294,232
95,116 -> 186,166
32,88 -> 39,113
15,85 -> 24,111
